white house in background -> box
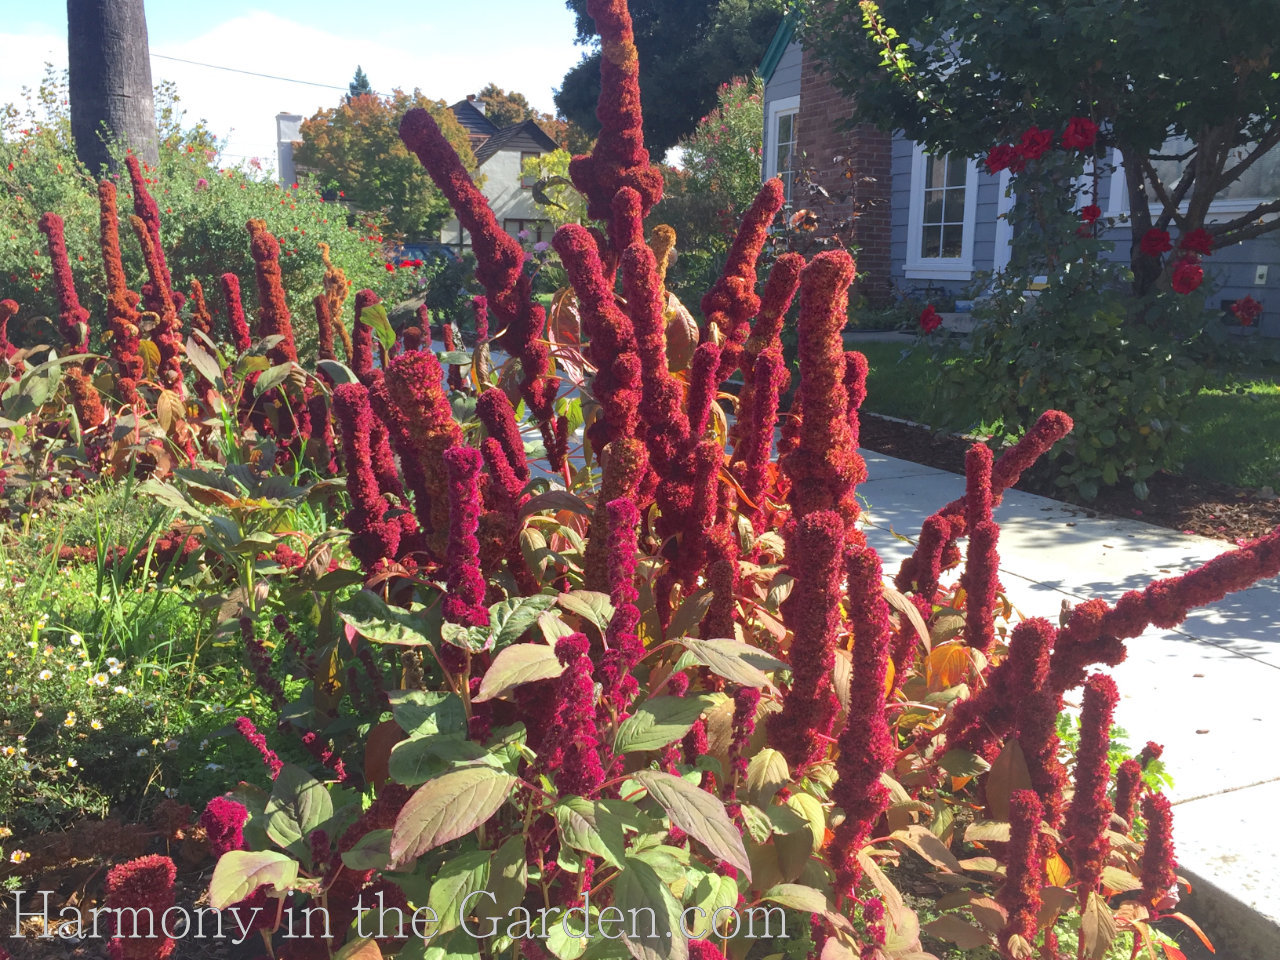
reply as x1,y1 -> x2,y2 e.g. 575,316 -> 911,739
440,97 -> 560,250
275,113 -> 303,186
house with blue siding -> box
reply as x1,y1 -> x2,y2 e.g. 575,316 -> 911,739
760,22 -> 1280,335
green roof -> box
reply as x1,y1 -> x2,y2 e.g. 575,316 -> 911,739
758,12 -> 799,84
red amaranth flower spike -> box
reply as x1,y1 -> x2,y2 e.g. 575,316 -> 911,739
1114,758 -> 1142,828
622,239 -> 690,466
188,278 -> 213,336
128,214 -> 185,399
472,295 -> 489,341
384,351 -> 463,557
233,716 -> 283,780
734,251 -> 802,462
333,383 -> 402,576
315,295 -> 336,361
442,445 -> 490,627
737,347 -> 788,533
1140,792 -> 1177,909
782,250 -> 865,544
351,288 -> 379,378
772,509 -> 844,769
64,367 -> 106,430
583,438 -> 650,591
247,219 -> 298,365
898,410 -> 1073,589
724,686 -> 761,812
701,178 -> 786,379
549,633 -> 605,795
1050,526 -> 1280,691
97,183 -> 142,399
830,547 -> 894,894
961,520 -> 1000,652
399,107 -> 565,468
220,272 -> 252,354
997,790 -> 1044,958
553,223 -> 641,450
125,155 -> 174,315
1064,673 -> 1118,906
567,0 -> 663,225
37,212 -> 90,353
686,341 -> 722,441
476,387 -> 530,486
104,854 -> 177,960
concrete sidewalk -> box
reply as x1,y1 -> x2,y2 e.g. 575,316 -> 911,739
858,450 -> 1280,958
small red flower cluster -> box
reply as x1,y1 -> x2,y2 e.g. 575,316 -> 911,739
1231,295 -> 1263,326
918,303 -> 941,334
985,116 -> 1097,174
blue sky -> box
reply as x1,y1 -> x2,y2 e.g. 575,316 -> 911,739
0,1 -> 585,169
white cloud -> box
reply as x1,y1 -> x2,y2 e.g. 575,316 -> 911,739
0,30 -> 68,116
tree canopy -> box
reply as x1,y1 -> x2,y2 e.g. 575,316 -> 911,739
555,0 -> 785,159
475,83 -> 585,149
294,90 -> 475,239
802,0 -> 1280,288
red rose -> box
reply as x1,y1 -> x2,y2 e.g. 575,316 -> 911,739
1140,228 -> 1173,257
1171,256 -> 1203,295
1016,127 -> 1054,161
1061,117 -> 1099,151
919,304 -> 942,334
1080,204 -> 1101,224
1231,295 -> 1263,326
985,143 -> 1017,174
1179,228 -> 1213,255
384,263 -> 394,272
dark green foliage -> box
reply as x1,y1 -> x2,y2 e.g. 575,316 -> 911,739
556,0 -> 785,158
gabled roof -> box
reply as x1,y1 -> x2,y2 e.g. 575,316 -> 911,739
474,119 -> 559,166
758,11 -> 800,84
449,99 -> 499,142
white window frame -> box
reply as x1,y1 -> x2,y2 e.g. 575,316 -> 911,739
993,168 -> 1014,273
1107,142 -> 1280,219
905,143 -> 979,280
765,95 -> 800,201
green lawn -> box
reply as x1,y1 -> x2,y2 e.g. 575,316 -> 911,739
853,339 -> 1280,490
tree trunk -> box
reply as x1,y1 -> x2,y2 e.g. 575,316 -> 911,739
67,0 -> 159,175
1119,147 -> 1161,297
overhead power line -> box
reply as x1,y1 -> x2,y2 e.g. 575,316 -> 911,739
150,53 -> 385,95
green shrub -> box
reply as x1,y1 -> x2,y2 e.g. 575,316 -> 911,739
923,137 -> 1210,500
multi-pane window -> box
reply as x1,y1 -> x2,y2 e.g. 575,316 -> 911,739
906,143 -> 976,280
919,154 -> 969,259
766,95 -> 800,202
775,110 -> 798,202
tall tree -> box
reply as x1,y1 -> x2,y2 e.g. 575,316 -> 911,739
67,0 -> 160,173
348,66 -> 373,100
294,89 -> 475,239
555,0 -> 784,159
477,83 -> 537,129
803,0 -> 1280,293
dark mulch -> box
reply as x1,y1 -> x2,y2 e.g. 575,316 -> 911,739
858,413 -> 1280,544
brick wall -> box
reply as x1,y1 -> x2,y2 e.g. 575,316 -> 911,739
796,46 -> 893,306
